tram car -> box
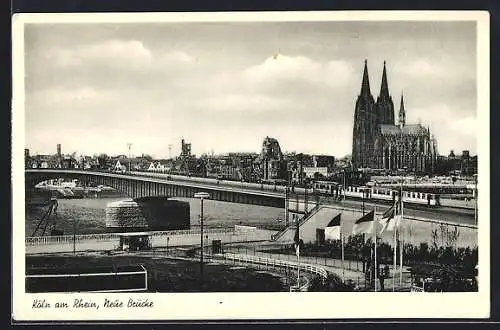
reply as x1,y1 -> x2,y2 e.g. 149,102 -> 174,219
312,181 -> 440,207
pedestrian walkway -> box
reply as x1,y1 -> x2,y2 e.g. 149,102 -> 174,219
224,246 -> 412,291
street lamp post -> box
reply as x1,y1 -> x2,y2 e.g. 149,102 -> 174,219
127,142 -> 132,173
73,217 -> 76,255
194,192 -> 210,288
362,190 -> 365,215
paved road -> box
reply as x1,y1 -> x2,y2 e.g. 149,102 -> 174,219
157,174 -> 475,226
224,245 -> 411,291
124,171 -> 474,218
305,197 -> 476,226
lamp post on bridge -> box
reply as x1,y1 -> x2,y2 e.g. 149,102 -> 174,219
194,192 -> 210,289
126,142 -> 132,173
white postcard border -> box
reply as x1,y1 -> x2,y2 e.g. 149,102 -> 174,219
12,11 -> 490,321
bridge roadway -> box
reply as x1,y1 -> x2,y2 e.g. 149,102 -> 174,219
25,169 -> 475,226
313,197 -> 475,227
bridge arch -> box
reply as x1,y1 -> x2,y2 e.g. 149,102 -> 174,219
26,170 -> 146,199
24,169 -> 286,208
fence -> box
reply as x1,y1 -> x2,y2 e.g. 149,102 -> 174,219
25,227 -> 239,246
25,227 -> 276,255
222,245 -> 413,290
26,264 -> 148,293
230,245 -> 364,272
319,204 -> 478,229
209,253 -> 328,279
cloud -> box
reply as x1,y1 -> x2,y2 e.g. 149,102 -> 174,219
408,103 -> 477,154
29,86 -> 116,106
396,59 -> 444,77
394,57 -> 475,81
242,54 -> 354,89
41,40 -> 196,71
448,116 -> 477,137
162,51 -> 196,63
42,39 -> 152,68
201,94 -> 295,113
203,54 -> 357,120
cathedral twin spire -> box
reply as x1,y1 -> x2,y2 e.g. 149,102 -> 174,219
360,60 -> 405,126
360,59 -> 371,97
380,61 -> 390,99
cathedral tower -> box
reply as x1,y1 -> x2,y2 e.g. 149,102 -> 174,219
352,60 -> 376,170
375,61 -> 395,125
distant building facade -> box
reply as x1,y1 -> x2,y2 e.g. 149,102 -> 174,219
435,150 -> 477,176
178,139 -> 197,175
256,137 -> 286,181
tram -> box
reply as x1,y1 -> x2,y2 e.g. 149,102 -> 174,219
312,181 -> 440,207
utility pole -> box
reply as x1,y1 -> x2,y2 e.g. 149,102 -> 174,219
168,144 -> 172,160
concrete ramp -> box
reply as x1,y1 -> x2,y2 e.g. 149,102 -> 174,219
275,206 -> 341,244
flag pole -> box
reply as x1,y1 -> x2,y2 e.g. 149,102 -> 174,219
297,247 -> 300,288
399,178 -> 404,287
297,218 -> 300,289
341,171 -> 345,282
393,200 -> 397,292
399,216 -> 404,287
341,232 -> 345,283
374,205 -> 378,292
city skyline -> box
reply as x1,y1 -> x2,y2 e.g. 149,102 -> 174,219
24,21 -> 477,158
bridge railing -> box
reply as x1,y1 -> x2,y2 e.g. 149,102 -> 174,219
316,204 -> 478,229
210,253 -> 328,279
271,204 -> 323,241
25,227 -> 238,246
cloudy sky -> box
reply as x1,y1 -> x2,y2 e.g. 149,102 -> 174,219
24,20 -> 477,158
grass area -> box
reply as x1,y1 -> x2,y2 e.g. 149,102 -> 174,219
26,253 -> 286,292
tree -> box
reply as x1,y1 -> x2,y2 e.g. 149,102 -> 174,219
97,153 -> 109,169
445,226 -> 460,248
313,172 -> 325,181
308,274 -> 355,292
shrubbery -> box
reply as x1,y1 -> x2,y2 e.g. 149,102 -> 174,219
283,233 -> 477,272
308,273 -> 356,292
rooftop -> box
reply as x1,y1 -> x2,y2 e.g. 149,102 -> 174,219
380,124 -> 429,136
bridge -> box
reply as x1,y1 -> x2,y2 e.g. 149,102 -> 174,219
25,169 -> 475,226
25,169 -> 286,208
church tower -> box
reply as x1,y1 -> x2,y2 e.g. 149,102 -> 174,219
375,61 -> 395,125
399,93 -> 406,128
352,60 -> 376,170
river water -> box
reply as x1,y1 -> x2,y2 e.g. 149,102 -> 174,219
25,197 -> 285,237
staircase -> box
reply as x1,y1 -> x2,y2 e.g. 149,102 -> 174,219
271,204 -> 322,242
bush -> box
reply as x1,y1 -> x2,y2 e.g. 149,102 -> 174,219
308,274 -> 355,292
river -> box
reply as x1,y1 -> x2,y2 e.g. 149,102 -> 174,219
25,197 -> 285,237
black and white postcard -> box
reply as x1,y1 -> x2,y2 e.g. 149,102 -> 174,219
12,11 -> 490,321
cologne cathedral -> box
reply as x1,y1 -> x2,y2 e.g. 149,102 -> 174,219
351,60 -> 438,174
